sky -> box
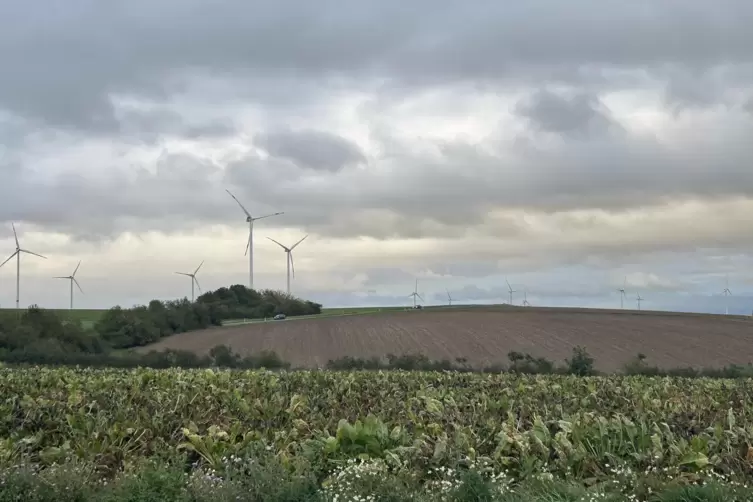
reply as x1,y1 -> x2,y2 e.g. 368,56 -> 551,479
1,0 -> 753,314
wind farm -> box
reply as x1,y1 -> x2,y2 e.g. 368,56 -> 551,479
1,188 -> 751,367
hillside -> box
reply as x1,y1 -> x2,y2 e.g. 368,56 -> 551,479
138,307 -> 753,371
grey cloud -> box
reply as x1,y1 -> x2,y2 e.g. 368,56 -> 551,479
0,152 -> 232,240
4,1 -> 753,130
515,89 -> 617,136
117,108 -> 237,144
4,103 -> 753,249
254,129 -> 366,172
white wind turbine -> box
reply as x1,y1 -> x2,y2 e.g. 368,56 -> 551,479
722,276 -> 732,315
175,261 -> 204,302
506,279 -> 516,305
0,223 -> 47,310
267,235 -> 308,294
408,279 -> 424,308
523,289 -> 531,307
446,289 -> 453,306
636,293 -> 644,311
54,261 -> 84,309
618,276 -> 628,309
225,190 -> 284,290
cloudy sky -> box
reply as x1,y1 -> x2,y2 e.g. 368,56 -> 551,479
1,0 -> 753,314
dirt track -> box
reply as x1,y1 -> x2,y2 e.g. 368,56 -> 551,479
139,309 -> 753,371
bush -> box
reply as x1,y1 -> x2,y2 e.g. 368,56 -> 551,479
566,346 -> 595,376
507,351 -> 556,374
197,286 -> 322,325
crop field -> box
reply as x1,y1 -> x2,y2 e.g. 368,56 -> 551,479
1,366 -> 753,500
141,308 -> 753,371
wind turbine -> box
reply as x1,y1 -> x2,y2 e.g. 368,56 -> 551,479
506,279 -> 516,305
636,293 -> 644,311
267,235 -> 307,294
408,279 -> 424,308
54,261 -> 84,309
523,289 -> 531,307
446,289 -> 453,306
0,223 -> 47,310
175,261 -> 204,302
225,189 -> 284,290
618,276 -> 627,309
723,276 -> 732,315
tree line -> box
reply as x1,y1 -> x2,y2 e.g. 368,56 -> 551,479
0,285 -> 321,362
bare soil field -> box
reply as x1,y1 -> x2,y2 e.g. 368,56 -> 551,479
138,308 -> 753,371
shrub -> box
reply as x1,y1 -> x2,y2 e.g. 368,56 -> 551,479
566,346 -> 595,376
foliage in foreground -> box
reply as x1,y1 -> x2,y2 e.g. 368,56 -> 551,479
2,367 -> 753,480
1,455 -> 753,502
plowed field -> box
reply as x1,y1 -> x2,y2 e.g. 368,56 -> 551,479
139,308 -> 753,371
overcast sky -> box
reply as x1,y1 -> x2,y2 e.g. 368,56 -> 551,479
1,0 -> 753,313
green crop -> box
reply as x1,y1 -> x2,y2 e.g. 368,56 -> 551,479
1,366 -> 753,480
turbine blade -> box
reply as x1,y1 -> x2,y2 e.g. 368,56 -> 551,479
417,293 -> 424,302
73,278 -> 84,294
290,234 -> 308,250
194,260 -> 204,275
193,276 -> 202,293
289,252 -> 295,278
253,211 -> 284,221
414,278 -> 418,294
0,251 -> 19,269
11,223 -> 19,248
266,237 -> 288,250
244,231 -> 251,256
72,260 -> 81,277
225,189 -> 252,218
175,272 -> 191,277
446,289 -> 451,299
53,276 -> 69,279
21,249 -> 46,259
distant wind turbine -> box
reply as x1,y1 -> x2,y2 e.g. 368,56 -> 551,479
723,276 -> 732,315
618,276 -> 627,309
409,279 -> 424,308
54,261 -> 84,309
226,189 -> 284,290
175,261 -> 204,302
0,223 -> 47,310
446,289 -> 453,306
506,279 -> 516,305
267,235 -> 308,294
523,289 -> 531,307
636,293 -> 644,311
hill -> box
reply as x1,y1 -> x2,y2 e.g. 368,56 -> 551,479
138,306 -> 753,371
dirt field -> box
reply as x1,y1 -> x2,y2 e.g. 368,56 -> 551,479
138,308 -> 753,371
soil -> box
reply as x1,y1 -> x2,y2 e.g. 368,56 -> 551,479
138,308 -> 753,371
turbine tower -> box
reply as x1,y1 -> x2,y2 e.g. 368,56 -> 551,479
618,276 -> 627,309
54,261 -> 83,309
408,279 -> 424,308
225,189 -> 284,290
636,293 -> 644,311
175,260 -> 204,302
446,289 -> 453,306
267,235 -> 308,294
0,223 -> 47,310
723,276 -> 732,315
506,279 -> 516,305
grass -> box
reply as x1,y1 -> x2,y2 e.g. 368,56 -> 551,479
0,308 -> 105,327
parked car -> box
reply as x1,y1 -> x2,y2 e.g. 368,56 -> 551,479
273,314 -> 286,320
